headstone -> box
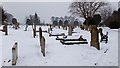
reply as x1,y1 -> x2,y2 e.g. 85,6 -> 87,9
90,25 -> 100,50
33,23 -> 36,31
68,25 -> 72,36
50,25 -> 52,31
65,26 -> 67,30
14,22 -> 19,30
39,27 -> 42,39
12,42 -> 18,65
33,28 -> 36,38
24,24 -> 28,31
3,24 -> 8,35
40,36 -> 45,57
39,27 -> 43,49
48,28 -> 50,34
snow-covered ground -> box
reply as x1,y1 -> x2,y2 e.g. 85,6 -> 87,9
1,25 -> 118,66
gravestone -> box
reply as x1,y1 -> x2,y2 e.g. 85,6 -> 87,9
33,28 -> 36,38
3,24 -> 8,35
39,27 -> 43,49
33,23 -> 36,31
15,23 -> 17,29
90,25 -> 100,50
50,25 -> 52,31
48,28 -> 50,34
12,42 -> 18,65
68,25 -> 72,36
40,36 -> 45,57
24,24 -> 28,31
39,27 -> 42,39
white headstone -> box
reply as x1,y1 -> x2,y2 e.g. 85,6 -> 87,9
12,42 -> 18,65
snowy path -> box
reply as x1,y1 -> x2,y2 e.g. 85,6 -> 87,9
1,26 -> 118,66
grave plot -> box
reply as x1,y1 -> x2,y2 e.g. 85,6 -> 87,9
57,35 -> 88,45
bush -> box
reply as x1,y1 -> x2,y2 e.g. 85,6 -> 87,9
80,25 -> 84,30
83,14 -> 101,26
104,8 -> 120,29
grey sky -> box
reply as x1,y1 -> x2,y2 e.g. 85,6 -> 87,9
2,2 -> 118,24
3,2 -> 70,24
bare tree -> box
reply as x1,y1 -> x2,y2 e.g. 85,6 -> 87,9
100,5 -> 112,22
69,1 -> 108,20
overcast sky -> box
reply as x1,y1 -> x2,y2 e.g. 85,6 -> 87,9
2,2 -> 119,24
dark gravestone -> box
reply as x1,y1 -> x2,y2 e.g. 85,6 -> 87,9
39,27 -> 42,39
68,25 -> 72,36
50,25 -> 52,31
90,25 -> 100,50
33,28 -> 36,38
39,27 -> 42,49
3,24 -> 8,35
32,24 -> 37,38
41,36 -> 45,57
15,23 -> 17,29
12,42 -> 18,65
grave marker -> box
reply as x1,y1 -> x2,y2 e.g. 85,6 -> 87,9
90,25 -> 100,50
39,27 -> 42,39
33,28 -> 36,38
12,42 -> 18,65
40,36 -> 45,57
0,24 -> 8,35
68,25 -> 72,36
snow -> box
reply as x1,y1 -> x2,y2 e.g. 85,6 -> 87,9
0,27 -> 2,67
1,25 -> 118,66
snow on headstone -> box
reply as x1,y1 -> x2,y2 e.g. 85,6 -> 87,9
90,25 -> 100,50
41,36 -> 45,57
12,42 -> 18,65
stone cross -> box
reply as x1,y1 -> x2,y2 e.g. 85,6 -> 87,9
12,42 -> 18,65
90,25 -> 100,50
